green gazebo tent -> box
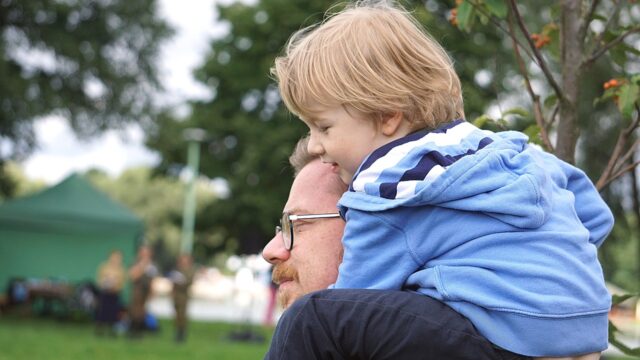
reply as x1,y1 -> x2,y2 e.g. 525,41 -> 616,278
0,173 -> 143,292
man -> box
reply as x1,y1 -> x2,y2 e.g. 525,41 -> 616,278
262,138 -> 346,309
95,249 -> 125,337
128,245 -> 158,339
170,253 -> 194,343
261,137 -> 528,360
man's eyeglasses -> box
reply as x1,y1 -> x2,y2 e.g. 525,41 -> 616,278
275,212 -> 341,251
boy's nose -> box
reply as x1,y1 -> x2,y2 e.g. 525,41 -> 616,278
307,133 -> 324,155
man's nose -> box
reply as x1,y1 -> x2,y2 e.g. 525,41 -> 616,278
307,132 -> 324,156
262,232 -> 290,264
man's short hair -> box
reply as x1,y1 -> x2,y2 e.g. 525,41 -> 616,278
289,136 -> 315,176
272,0 -> 464,131
289,136 -> 348,194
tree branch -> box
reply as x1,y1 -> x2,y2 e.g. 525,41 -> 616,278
466,0 -> 536,62
586,0 -> 601,23
613,139 -> 640,174
589,0 -> 624,53
585,26 -> 640,66
596,105 -> 640,190
507,0 -> 564,101
579,0 -> 601,45
506,8 -> 554,152
548,103 -> 559,131
599,160 -> 640,191
631,150 -> 640,239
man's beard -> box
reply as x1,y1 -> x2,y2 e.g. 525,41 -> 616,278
272,263 -> 299,308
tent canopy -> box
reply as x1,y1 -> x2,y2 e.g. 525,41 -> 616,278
0,173 -> 143,294
0,173 -> 142,234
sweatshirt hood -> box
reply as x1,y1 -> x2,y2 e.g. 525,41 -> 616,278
339,120 -> 553,229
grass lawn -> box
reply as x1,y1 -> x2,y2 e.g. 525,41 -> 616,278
1,315 -> 636,360
0,315 -> 273,360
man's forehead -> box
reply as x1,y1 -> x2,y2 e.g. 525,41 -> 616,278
282,206 -> 310,215
284,161 -> 342,214
283,198 -> 337,216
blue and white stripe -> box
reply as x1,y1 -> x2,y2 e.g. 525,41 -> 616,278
350,120 -> 494,199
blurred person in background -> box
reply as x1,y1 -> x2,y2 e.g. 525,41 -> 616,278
262,267 -> 278,326
95,249 -> 125,337
128,245 -> 158,339
170,253 -> 194,343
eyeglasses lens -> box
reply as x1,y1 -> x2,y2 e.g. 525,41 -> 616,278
281,213 -> 292,250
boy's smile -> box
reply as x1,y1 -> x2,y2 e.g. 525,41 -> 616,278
303,105 -> 387,184
303,105 -> 412,185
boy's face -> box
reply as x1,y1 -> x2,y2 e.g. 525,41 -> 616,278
303,105 -> 388,184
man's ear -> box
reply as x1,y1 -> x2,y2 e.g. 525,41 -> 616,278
380,112 -> 404,136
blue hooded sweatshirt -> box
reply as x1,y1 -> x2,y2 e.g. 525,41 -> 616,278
334,120 -> 614,357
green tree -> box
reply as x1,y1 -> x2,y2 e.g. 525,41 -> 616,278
0,0 -> 172,196
0,161 -> 45,201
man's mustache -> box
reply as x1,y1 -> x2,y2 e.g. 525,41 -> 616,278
272,264 -> 298,285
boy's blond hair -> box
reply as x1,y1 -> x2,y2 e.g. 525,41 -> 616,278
272,1 -> 464,130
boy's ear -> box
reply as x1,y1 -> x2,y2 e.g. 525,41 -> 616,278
380,112 -> 404,136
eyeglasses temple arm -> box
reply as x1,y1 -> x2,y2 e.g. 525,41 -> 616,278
289,213 -> 341,221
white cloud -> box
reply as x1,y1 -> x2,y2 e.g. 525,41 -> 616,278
23,116 -> 160,184
156,0 -> 223,106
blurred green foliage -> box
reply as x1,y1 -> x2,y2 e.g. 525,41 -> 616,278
0,0 -> 172,196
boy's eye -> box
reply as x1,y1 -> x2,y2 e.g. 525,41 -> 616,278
319,126 -> 330,133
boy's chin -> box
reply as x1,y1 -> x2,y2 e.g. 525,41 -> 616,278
339,172 -> 353,185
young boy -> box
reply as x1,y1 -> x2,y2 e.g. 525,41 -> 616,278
272,1 -> 613,358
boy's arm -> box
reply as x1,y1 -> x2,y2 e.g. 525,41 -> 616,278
332,209 -> 421,290
560,161 -> 614,248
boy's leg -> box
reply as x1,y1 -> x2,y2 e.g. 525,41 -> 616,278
264,289 -> 530,360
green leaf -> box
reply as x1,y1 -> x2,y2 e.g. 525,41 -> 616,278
609,328 -> 640,356
609,319 -> 620,334
478,12 -> 489,26
594,87 -> 618,107
607,319 -> 640,357
484,0 -> 507,19
620,43 -> 640,56
540,23 -> 560,59
472,114 -> 493,129
503,107 -> 529,117
612,293 -> 639,306
610,44 -> 628,68
456,1 -> 474,32
544,94 -> 558,109
523,124 -> 542,146
617,83 -> 639,119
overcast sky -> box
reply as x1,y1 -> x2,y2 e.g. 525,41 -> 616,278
22,0 -> 222,184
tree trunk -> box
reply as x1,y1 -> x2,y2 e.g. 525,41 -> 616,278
556,0 -> 583,164
631,151 -> 640,286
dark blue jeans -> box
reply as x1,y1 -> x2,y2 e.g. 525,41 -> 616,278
265,289 -> 530,360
